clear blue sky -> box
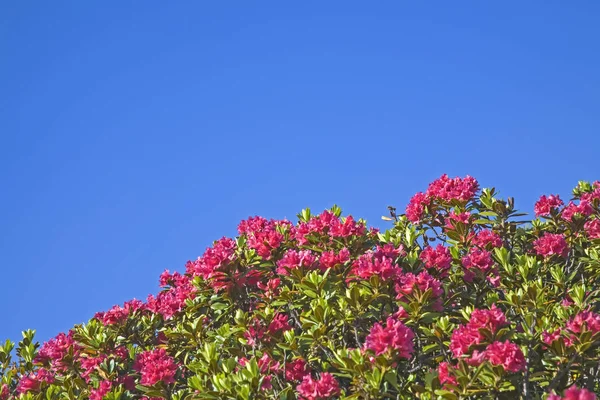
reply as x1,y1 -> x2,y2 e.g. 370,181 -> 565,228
1,2 -> 599,344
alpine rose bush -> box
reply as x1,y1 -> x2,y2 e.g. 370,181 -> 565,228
2,175 -> 600,399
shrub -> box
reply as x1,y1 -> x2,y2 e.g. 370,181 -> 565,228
2,175 -> 600,399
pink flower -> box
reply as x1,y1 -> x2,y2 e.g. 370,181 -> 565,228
585,219 -> 600,239
485,341 -> 526,372
420,244 -> 452,273
133,348 -> 178,386
319,248 -> 351,270
450,305 -> 508,358
257,278 -> 281,298
17,369 -> 54,394
297,373 -> 340,400
0,384 -> 8,400
285,358 -> 310,382
187,237 -> 237,278
562,201 -> 594,222
566,311 -> 600,335
426,174 -> 479,202
534,194 -> 564,217
406,192 -> 429,223
445,211 -> 471,229
549,386 -> 597,400
395,271 -> 443,310
267,314 -> 291,335
473,230 -> 503,248
90,380 -> 112,400
276,250 -> 318,275
462,249 -> 494,273
365,317 -> 414,359
351,251 -> 400,281
437,362 -> 457,386
35,331 -> 78,370
533,233 -> 568,258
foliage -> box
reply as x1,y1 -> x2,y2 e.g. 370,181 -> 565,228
2,175 -> 600,400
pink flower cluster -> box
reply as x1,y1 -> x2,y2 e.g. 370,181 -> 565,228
133,348 -> 178,386
420,244 -> 452,274
146,274 -> 197,319
533,233 -> 568,258
276,249 -> 318,275
585,219 -> 600,239
405,175 -> 478,223
462,248 -> 498,285
472,229 -> 503,249
89,380 -> 112,400
545,310 -> 600,349
448,305 -> 524,372
17,369 -> 54,394
297,373 -> 340,400
351,245 -> 404,281
35,331 -> 78,371
239,217 -> 288,259
548,386 -> 597,400
94,298 -> 144,326
186,237 -> 237,279
534,194 -> 564,217
395,271 -> 443,311
365,317 -> 415,359
562,201 -> 594,222
295,211 -> 367,244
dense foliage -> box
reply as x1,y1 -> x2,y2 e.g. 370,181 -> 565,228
2,175 -> 600,400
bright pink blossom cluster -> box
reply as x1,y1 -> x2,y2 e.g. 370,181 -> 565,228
365,317 -> 415,359
472,229 -> 503,249
296,373 -> 340,400
395,271 -> 443,311
351,245 -> 403,281
534,194 -> 564,217
405,174 -> 479,222
295,211 -> 366,245
17,369 -> 54,394
533,233 -> 569,258
133,348 -> 178,386
420,244 -> 452,274
548,386 -> 597,400
448,305 -> 524,373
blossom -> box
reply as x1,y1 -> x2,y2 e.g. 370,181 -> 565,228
438,362 -> 457,386
351,251 -> 400,280
585,219 -> 600,239
395,271 -> 443,310
562,201 -> 594,222
445,211 -> 471,229
365,317 -> 414,358
276,249 -> 318,275
534,194 -> 564,217
285,358 -> 310,382
295,210 -> 366,244
257,278 -> 281,298
533,233 -> 568,258
406,192 -> 429,222
186,237 -> 237,278
566,311 -> 600,335
267,314 -> 291,335
485,341 -> 526,372
450,305 -> 508,358
473,229 -> 503,248
420,244 -> 452,272
462,249 -> 494,274
549,386 -> 597,400
17,369 -> 54,394
90,380 -> 112,400
319,248 -> 351,270
35,331 -> 78,370
133,348 -> 178,386
426,174 -> 479,202
297,373 -> 341,400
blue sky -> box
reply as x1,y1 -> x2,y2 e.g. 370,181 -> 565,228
1,2 -> 599,344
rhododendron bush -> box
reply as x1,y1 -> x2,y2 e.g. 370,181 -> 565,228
3,175 -> 600,399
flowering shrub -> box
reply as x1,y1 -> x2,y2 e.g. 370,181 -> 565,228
2,175 -> 600,399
